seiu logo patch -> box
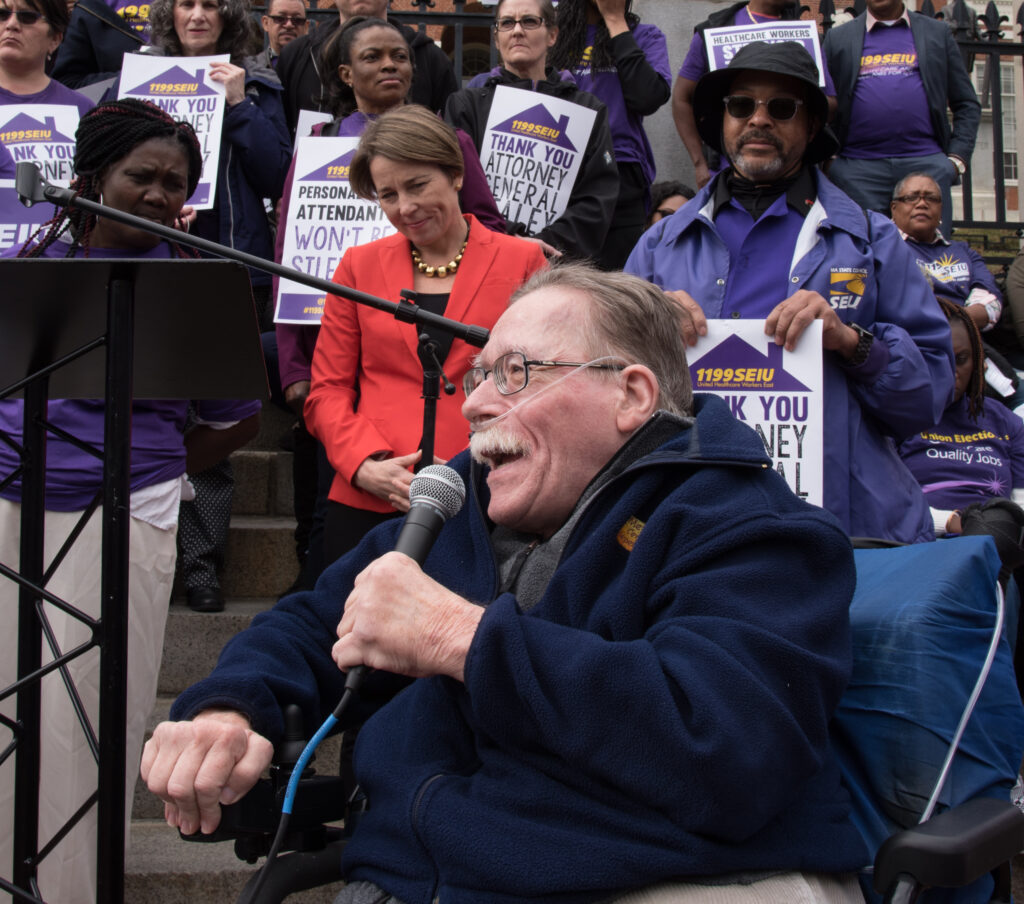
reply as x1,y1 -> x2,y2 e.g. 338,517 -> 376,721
829,268 -> 867,310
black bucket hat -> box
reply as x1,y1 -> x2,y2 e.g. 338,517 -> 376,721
693,40 -> 839,164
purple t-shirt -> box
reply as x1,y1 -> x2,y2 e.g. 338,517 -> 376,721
904,237 -> 1001,304
0,242 -> 261,512
0,80 -> 94,118
677,8 -> 836,98
898,397 -> 1024,509
568,23 -> 670,184
843,22 -> 941,158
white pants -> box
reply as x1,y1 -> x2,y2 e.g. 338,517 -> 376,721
0,499 -> 176,904
607,872 -> 864,903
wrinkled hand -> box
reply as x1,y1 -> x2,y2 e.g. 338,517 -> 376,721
664,288 -> 708,347
764,290 -> 858,356
140,710 -> 273,835
333,552 -> 484,681
208,61 -> 247,106
353,450 -> 422,510
283,380 -> 310,419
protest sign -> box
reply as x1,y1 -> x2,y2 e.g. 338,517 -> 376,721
688,320 -> 823,504
118,53 -> 228,208
479,85 -> 597,234
704,21 -> 826,86
0,105 -> 81,252
275,136 -> 395,324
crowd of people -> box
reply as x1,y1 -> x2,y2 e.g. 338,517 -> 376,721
3,0 -> 1024,901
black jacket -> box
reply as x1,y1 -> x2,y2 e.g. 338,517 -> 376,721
694,0 -> 800,36
277,18 -> 457,135
445,67 -> 618,261
51,0 -> 145,89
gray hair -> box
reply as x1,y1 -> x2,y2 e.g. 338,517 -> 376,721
149,0 -> 259,62
892,171 -> 939,201
509,263 -> 694,417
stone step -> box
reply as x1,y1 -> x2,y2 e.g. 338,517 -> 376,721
222,515 -> 300,601
231,449 -> 295,519
159,599 -> 273,696
248,399 -> 298,454
125,819 -> 346,903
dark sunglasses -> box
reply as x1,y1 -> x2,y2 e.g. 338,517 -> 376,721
494,14 -> 545,31
0,7 -> 46,24
723,95 -> 804,121
266,13 -> 306,24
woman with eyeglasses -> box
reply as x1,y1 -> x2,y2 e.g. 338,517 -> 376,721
0,0 -> 92,118
444,0 -> 617,262
302,106 -> 546,564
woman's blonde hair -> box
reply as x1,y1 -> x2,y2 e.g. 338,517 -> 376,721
348,105 -> 464,200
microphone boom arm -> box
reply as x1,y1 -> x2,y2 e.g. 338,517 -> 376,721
14,162 -> 490,348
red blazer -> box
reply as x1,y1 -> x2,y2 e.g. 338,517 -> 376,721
305,214 -> 547,512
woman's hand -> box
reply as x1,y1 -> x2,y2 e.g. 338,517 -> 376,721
208,61 -> 247,106
353,450 -> 423,511
175,206 -> 197,231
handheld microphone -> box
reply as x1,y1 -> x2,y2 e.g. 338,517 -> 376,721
342,464 -> 466,695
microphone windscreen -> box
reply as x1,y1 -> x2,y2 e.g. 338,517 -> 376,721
409,464 -> 466,519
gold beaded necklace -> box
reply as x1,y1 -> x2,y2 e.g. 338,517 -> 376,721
410,226 -> 470,278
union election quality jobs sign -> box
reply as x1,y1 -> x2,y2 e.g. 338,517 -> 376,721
688,321 -> 824,504
0,104 -> 81,252
118,53 -> 229,209
275,136 -> 396,325
479,86 -> 597,235
704,21 -> 826,86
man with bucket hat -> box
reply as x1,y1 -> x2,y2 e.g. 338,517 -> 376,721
627,41 -> 954,545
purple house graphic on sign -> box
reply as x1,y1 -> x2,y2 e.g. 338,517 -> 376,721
692,335 -> 810,392
125,65 -> 218,96
0,114 -> 74,144
301,149 -> 356,182
492,104 -> 577,151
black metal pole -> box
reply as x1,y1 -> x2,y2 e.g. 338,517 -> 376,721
95,268 -> 135,904
13,375 -> 47,896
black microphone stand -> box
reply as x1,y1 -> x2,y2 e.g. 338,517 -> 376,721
15,163 -> 492,352
17,162 -> 487,473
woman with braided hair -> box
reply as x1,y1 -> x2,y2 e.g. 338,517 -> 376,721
546,0 -> 670,268
0,97 -> 260,904
898,297 -> 1024,538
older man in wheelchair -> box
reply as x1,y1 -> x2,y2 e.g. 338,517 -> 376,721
143,265 -> 1024,904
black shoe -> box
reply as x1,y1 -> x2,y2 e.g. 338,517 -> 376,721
187,587 -> 225,613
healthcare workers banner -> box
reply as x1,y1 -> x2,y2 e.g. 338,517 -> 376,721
704,22 -> 826,86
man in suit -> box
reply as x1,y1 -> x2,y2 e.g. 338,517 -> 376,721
823,0 -> 980,236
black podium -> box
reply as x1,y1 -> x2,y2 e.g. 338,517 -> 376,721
0,257 -> 267,904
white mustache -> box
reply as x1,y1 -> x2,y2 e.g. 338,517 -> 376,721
469,424 -> 532,465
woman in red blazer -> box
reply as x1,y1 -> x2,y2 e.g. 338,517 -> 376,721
305,106 -> 547,560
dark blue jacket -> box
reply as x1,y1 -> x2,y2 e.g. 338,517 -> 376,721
52,0 -> 146,90
173,395 -> 867,903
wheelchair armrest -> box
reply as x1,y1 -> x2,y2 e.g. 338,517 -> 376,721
872,797 -> 1024,896
236,838 -> 347,904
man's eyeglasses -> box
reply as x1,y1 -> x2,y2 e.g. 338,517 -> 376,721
494,14 -> 546,31
0,8 -> 46,25
893,191 -> 942,205
462,352 -> 624,397
266,13 -> 306,24
723,95 -> 804,121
